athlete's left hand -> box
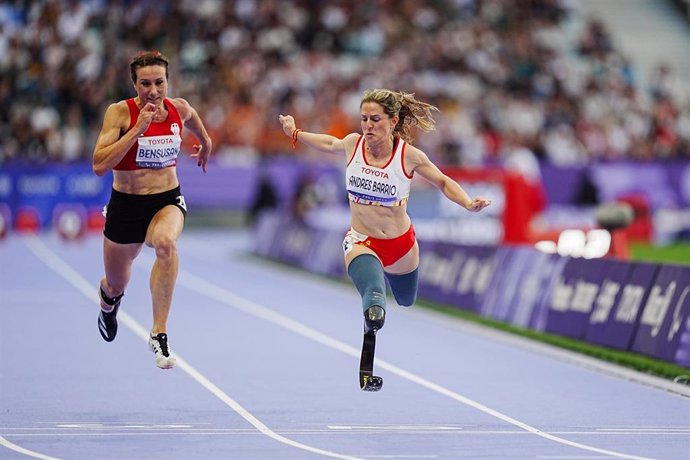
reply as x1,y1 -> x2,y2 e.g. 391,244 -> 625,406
191,140 -> 213,173
467,197 -> 491,212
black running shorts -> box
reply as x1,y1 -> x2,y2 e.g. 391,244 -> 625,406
103,186 -> 187,244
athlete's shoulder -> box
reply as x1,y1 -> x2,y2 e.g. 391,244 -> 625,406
103,100 -> 132,127
168,97 -> 190,108
341,132 -> 363,155
343,132 -> 362,143
401,142 -> 428,167
109,99 -> 131,113
167,97 -> 193,121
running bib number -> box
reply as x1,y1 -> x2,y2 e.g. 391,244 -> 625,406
176,195 -> 187,212
342,229 -> 368,254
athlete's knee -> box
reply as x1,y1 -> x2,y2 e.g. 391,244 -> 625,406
152,235 -> 178,260
347,254 -> 386,311
386,267 -> 419,307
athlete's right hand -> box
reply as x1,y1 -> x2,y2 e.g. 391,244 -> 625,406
278,114 -> 296,137
135,102 -> 158,133
466,197 -> 492,212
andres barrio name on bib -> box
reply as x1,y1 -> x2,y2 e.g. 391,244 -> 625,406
347,175 -> 398,196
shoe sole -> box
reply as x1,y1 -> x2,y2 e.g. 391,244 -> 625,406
156,360 -> 177,370
149,340 -> 176,369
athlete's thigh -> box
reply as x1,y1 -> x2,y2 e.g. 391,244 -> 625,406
144,205 -> 185,247
383,240 -> 419,275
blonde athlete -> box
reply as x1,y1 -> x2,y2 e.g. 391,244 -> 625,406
279,89 -> 490,389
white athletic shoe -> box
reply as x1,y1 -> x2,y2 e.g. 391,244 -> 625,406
148,333 -> 177,369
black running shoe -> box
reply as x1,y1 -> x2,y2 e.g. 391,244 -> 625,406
148,333 -> 177,369
364,306 -> 386,334
98,287 -> 123,342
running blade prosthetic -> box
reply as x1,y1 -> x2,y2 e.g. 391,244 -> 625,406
359,330 -> 383,391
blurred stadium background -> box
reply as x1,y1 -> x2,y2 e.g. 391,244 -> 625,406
3,0 -> 690,247
1,0 -> 690,374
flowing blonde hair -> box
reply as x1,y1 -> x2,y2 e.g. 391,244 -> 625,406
360,89 -> 439,143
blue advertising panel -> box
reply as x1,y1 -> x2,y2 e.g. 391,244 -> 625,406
529,255 -> 570,332
418,241 -> 500,312
1,164 -> 110,228
302,228 -> 346,278
480,246 -> 539,323
585,262 -> 658,350
253,211 -> 345,279
418,241 -> 473,309
544,258 -> 624,339
271,221 -> 316,268
674,319 -> 690,368
478,246 -> 513,319
253,212 -> 283,257
511,251 -> 566,330
632,265 -> 690,363
674,322 -> 690,368
453,245 -> 499,313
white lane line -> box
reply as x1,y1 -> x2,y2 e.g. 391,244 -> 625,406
572,425 -> 690,429
328,425 -> 465,431
360,456 -> 438,459
173,269 -> 655,460
596,428 -> 690,432
536,457 -> 616,459
0,436 -> 60,460
6,430 -> 690,438
23,237 -> 361,460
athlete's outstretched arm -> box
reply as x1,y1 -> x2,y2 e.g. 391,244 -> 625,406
410,147 -> 491,212
278,114 -> 357,155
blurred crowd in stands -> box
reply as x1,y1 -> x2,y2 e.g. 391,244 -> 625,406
2,0 -> 690,168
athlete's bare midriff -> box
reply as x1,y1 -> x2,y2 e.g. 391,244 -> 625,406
112,168 -> 179,195
349,202 -> 412,239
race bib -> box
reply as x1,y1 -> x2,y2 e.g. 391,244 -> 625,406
135,125 -> 182,169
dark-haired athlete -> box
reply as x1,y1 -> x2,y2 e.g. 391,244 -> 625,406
92,51 -> 212,369
280,89 -> 490,390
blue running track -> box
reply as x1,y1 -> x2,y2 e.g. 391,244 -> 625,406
1,229 -> 688,460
